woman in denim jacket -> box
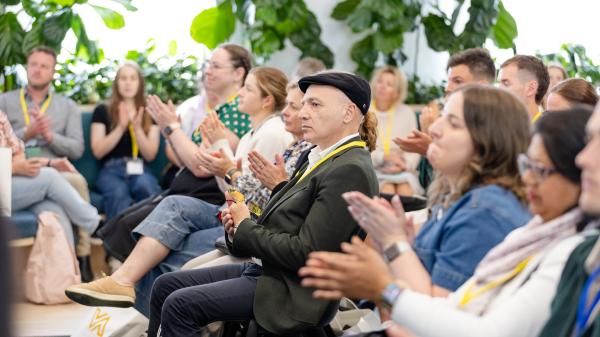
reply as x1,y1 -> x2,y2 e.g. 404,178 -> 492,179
302,85 -> 532,297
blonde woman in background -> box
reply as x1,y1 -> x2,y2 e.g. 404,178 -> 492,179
370,66 -> 422,196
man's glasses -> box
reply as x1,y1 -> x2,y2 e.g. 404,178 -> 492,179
517,153 -> 558,182
201,61 -> 233,72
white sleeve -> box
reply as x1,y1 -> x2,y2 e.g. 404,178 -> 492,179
250,123 -> 293,164
392,237 -> 583,337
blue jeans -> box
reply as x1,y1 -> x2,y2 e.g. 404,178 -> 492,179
96,158 -> 162,220
132,195 -> 224,316
12,167 -> 100,247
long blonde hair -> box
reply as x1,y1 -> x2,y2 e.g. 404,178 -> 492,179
108,62 -> 151,134
428,85 -> 530,208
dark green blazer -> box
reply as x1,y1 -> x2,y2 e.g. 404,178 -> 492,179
230,136 -> 379,335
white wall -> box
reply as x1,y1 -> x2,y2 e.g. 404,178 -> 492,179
263,0 -> 450,84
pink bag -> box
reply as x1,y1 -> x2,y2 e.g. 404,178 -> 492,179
24,211 -> 81,304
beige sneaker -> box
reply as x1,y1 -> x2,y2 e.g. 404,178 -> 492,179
65,276 -> 135,307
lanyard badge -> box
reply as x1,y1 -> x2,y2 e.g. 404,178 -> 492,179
574,264 -> 600,336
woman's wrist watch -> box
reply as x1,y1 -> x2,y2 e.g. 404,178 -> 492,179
163,122 -> 181,136
380,282 -> 404,308
224,167 -> 240,184
383,241 -> 412,263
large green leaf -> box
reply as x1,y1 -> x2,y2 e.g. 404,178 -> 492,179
363,0 -> 404,20
346,9 -> 372,32
47,0 -> 75,5
168,40 -> 177,56
373,28 -> 404,54
250,26 -> 283,56
42,9 -> 72,48
1,0 -> 21,5
274,1 -> 307,34
350,34 -> 377,77
490,1 -> 517,49
331,0 -> 360,20
0,12 -> 26,66
288,12 -> 333,67
71,13 -> 101,63
422,14 -> 456,52
21,0 -> 41,17
22,20 -> 44,55
91,5 -> 125,29
190,1 -> 235,49
255,6 -> 277,26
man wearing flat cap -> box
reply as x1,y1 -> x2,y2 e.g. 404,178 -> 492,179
147,72 -> 379,337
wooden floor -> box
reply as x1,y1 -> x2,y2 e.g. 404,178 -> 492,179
14,302 -> 91,337
14,302 -> 149,337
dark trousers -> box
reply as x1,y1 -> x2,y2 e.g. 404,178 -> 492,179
149,262 -> 262,337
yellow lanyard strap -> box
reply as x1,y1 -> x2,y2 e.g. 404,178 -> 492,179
531,111 -> 543,124
295,141 -> 366,185
374,103 -> 396,156
459,255 -> 534,307
20,88 -> 52,126
128,123 -> 139,159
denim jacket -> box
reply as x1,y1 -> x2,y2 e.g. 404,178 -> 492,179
414,184 -> 531,291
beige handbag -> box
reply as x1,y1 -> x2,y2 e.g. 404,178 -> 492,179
24,212 -> 81,304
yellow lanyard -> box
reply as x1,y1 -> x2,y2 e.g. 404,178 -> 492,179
373,101 -> 395,156
459,255 -> 533,307
20,88 -> 52,126
128,123 -> 139,159
295,141 -> 366,184
531,111 -> 543,123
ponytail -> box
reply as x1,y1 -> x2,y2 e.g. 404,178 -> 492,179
360,110 -> 378,152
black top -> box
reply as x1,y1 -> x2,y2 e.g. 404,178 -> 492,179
92,104 -> 147,164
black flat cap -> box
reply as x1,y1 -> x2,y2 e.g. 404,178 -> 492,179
298,72 -> 371,114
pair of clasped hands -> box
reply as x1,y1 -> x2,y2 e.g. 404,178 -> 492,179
24,105 -> 52,143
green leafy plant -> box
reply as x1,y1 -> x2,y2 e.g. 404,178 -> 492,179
331,0 -> 421,77
0,0 -> 135,92
422,0 -> 518,54
125,39 -> 200,104
52,39 -> 200,105
405,75 -> 446,105
538,43 -> 600,86
189,0 -> 334,67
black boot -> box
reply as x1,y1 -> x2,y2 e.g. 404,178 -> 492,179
77,255 -> 94,282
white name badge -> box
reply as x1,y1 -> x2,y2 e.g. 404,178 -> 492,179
126,158 -> 144,175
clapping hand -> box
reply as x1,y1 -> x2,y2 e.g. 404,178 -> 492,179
222,191 -> 251,237
299,236 -> 394,301
195,148 -> 235,178
199,112 -> 227,144
131,106 -> 145,131
393,130 -> 432,156
117,102 -> 130,130
248,151 -> 287,190
419,101 -> 441,135
342,192 -> 413,250
146,95 -> 178,130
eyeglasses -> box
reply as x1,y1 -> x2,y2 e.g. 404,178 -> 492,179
517,153 -> 558,182
201,61 -> 233,72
